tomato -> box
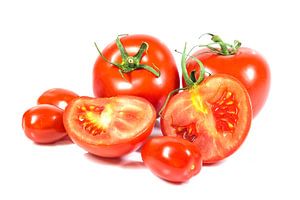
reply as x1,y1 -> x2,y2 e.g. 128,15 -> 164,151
141,136 -> 202,183
93,34 -> 179,114
22,105 -> 66,144
63,96 -> 156,158
161,74 -> 252,164
184,35 -> 270,117
37,88 -> 79,110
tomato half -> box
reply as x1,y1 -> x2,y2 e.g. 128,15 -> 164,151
63,96 -> 156,157
37,88 -> 79,110
93,34 -> 179,114
141,136 -> 202,183
185,47 -> 270,117
22,105 -> 66,144
161,74 -> 252,163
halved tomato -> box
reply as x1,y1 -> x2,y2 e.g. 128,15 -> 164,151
63,96 -> 156,158
160,74 -> 252,163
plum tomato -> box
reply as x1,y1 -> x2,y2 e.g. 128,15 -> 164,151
63,96 -> 156,158
22,105 -> 66,144
37,88 -> 79,110
141,136 -> 202,183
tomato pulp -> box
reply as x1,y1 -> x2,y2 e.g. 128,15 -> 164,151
161,74 -> 252,163
63,96 -> 156,157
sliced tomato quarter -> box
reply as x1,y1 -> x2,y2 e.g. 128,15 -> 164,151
161,74 -> 252,163
63,96 -> 156,158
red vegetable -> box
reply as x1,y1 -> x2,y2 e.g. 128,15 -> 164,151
142,136 -> 202,183
37,88 -> 79,110
93,34 -> 179,114
161,44 -> 252,163
22,105 -> 66,144
184,34 -> 270,117
63,96 -> 156,157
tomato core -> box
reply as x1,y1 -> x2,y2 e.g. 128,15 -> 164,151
77,105 -> 110,136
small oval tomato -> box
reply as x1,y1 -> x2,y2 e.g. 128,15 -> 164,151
141,136 -> 202,183
22,105 -> 66,144
37,88 -> 79,110
63,96 -> 156,158
184,35 -> 270,117
161,74 -> 252,164
93,34 -> 179,114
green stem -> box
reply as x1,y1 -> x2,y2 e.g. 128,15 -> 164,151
95,35 -> 161,78
211,35 -> 229,55
134,42 -> 148,61
181,43 -> 194,86
94,42 -> 122,67
115,36 -> 128,61
139,64 -> 160,77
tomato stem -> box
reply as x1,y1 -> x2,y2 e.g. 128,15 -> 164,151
159,43 -> 206,116
198,33 -> 241,56
176,43 -> 205,86
94,35 -> 160,79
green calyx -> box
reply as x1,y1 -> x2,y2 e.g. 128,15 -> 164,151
198,33 -> 241,56
94,35 -> 160,79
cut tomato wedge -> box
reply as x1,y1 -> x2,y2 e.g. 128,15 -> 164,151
160,74 -> 252,163
64,96 -> 156,157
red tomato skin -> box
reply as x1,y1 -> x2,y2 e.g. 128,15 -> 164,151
63,96 -> 156,158
185,47 -> 270,117
37,88 -> 79,110
93,34 -> 179,114
141,136 -> 202,183
22,105 -> 66,144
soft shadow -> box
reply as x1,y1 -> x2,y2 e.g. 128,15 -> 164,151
35,135 -> 73,146
84,153 -> 145,169
203,160 -> 226,167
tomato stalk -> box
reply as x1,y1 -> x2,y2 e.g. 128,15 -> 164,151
196,33 -> 242,56
94,35 -> 160,79
159,43 -> 205,116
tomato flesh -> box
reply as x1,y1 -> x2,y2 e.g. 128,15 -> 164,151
161,74 -> 252,163
64,96 -> 156,157
141,136 -> 202,183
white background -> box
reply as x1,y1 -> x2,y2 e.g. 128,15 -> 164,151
1,0 -> 299,199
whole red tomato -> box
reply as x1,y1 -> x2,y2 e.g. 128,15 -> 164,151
22,105 -> 66,144
93,34 -> 179,114
37,88 -> 79,110
141,136 -> 202,183
184,34 -> 270,117
63,96 -> 156,158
